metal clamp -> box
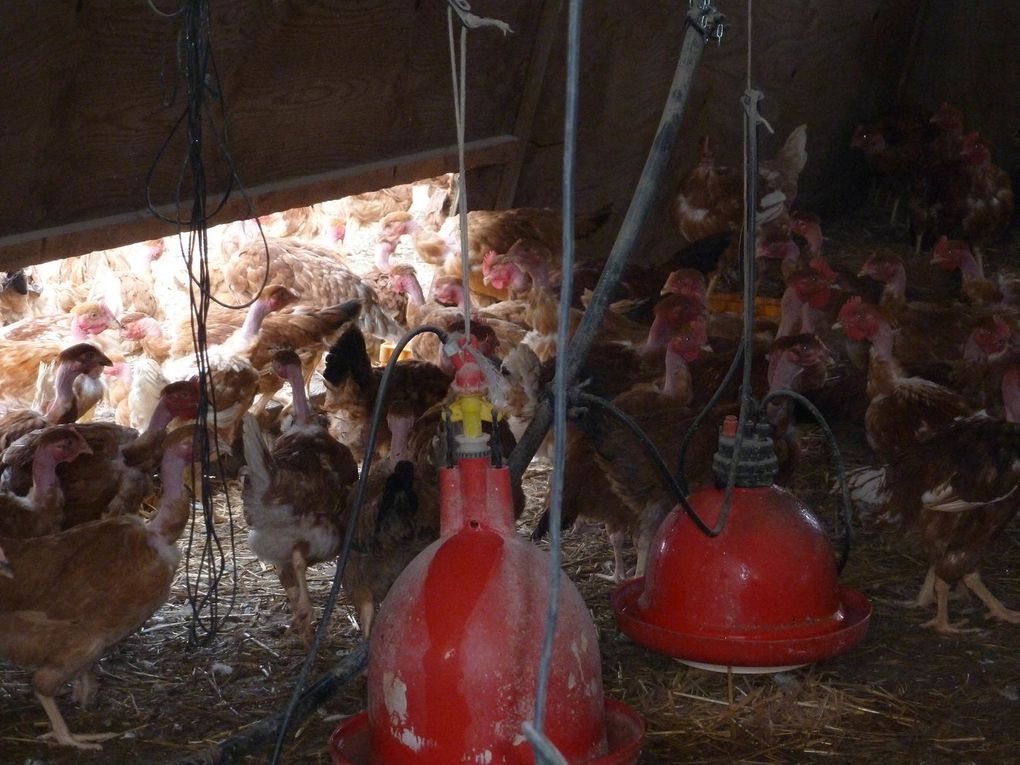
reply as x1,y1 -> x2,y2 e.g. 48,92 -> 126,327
686,0 -> 726,45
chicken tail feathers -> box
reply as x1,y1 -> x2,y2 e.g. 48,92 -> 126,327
240,413 -> 273,504
374,460 -> 419,543
842,465 -> 887,522
323,327 -> 374,389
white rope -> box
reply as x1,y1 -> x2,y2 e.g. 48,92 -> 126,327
445,2 -> 513,348
447,8 -> 472,342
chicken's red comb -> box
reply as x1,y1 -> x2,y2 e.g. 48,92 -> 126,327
481,250 -> 500,272
837,295 -> 864,321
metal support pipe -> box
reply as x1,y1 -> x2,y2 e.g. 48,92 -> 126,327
508,2 -> 725,484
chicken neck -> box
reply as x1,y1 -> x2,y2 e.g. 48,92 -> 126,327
123,396 -> 181,465
880,264 -> 907,304
661,348 -> 694,403
147,450 -> 192,544
283,364 -> 312,426
27,446 -> 67,523
864,322 -> 905,397
374,241 -> 394,272
777,285 -> 806,337
44,361 -> 83,424
236,296 -> 275,345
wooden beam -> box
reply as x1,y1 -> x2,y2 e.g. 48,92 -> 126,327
0,134 -> 519,271
494,0 -> 564,209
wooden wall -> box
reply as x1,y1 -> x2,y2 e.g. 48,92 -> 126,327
0,0 -> 542,269
0,1 -> 938,271
506,0 -> 923,263
901,2 -> 1020,183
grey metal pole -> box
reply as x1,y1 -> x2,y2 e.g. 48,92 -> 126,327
508,2 -> 725,484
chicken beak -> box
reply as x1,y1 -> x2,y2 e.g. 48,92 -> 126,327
831,321 -> 843,330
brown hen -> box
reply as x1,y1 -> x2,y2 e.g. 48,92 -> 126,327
0,426 -> 219,749
241,350 -> 359,643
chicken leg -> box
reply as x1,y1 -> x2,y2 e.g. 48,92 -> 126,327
962,571 -> 1020,624
358,598 -> 376,639
36,692 -> 117,750
904,566 -> 936,608
290,547 -> 314,644
279,549 -> 314,644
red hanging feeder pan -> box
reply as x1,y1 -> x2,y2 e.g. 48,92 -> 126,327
612,415 -> 871,673
331,358 -> 643,764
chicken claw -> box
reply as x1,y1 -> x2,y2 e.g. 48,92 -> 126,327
37,692 -> 118,750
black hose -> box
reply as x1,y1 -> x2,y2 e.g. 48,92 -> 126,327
760,389 -> 854,573
574,392 -> 729,537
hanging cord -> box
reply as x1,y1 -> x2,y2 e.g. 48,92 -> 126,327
269,325 -> 450,765
447,2 -> 511,342
523,1 -> 580,763
448,8 -> 471,342
507,0 -> 725,483
673,0 -> 768,538
144,0 -> 250,644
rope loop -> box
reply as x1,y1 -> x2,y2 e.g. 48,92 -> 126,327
446,0 -> 513,35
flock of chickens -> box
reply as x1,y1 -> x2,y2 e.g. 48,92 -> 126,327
0,102 -> 1017,750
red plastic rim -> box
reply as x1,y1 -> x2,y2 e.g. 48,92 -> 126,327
612,577 -> 871,671
329,697 -> 644,765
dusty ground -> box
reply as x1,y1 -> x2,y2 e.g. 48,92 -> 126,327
2,205 -> 1020,764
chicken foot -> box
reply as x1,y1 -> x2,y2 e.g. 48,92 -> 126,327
36,692 -> 117,750
962,571 -> 1020,624
920,577 -> 982,634
594,528 -> 634,583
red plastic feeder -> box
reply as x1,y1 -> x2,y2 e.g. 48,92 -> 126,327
613,416 -> 871,673
331,451 -> 644,764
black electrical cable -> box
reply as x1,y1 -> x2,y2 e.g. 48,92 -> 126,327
269,324 -> 450,765
143,0 -> 245,644
574,392 -> 726,538
760,389 -> 854,573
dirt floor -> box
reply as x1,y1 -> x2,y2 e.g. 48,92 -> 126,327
3,207 -> 1020,764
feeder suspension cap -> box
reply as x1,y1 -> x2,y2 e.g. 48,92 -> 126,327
712,414 -> 778,488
